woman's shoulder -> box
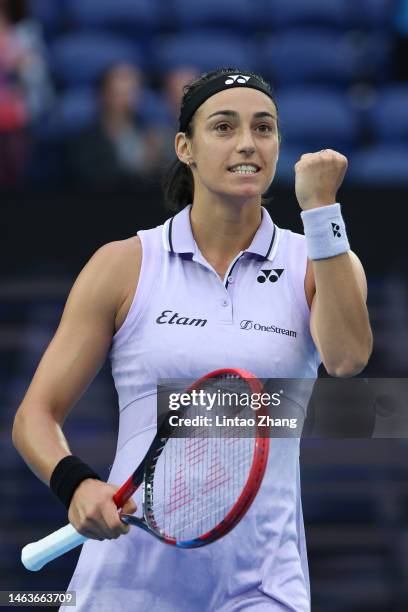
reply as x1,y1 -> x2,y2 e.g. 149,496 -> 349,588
91,235 -> 142,276
279,227 -> 305,242
84,237 -> 142,333
275,227 -> 307,256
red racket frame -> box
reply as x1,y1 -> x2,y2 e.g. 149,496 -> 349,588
114,368 -> 270,547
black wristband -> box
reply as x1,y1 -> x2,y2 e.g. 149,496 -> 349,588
50,455 -> 102,510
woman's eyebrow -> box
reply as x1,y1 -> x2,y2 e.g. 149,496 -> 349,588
206,110 -> 277,120
253,111 -> 277,121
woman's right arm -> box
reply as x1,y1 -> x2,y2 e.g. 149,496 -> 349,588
12,237 -> 141,540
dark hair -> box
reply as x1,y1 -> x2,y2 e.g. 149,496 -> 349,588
162,67 -> 279,211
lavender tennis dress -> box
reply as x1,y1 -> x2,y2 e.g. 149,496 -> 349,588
60,205 -> 320,611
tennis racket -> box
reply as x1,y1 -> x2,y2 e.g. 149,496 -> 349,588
22,368 -> 269,571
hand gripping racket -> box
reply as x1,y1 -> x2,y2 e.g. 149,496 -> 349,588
22,368 -> 269,571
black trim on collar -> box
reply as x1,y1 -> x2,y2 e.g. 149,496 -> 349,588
225,254 -> 244,289
264,225 -> 276,260
168,217 -> 175,254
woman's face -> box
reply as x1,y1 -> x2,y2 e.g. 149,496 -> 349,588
178,87 -> 280,203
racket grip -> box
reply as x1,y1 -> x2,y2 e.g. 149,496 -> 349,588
21,523 -> 87,571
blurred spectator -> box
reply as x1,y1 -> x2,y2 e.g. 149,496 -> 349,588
159,66 -> 199,163
395,0 -> 408,80
65,63 -> 164,187
0,0 -> 54,185
0,0 -> 30,185
163,66 -> 199,124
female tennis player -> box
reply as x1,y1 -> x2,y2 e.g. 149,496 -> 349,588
13,67 -> 373,611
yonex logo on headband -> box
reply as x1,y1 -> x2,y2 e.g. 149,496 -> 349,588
179,72 -> 275,132
225,75 -> 251,85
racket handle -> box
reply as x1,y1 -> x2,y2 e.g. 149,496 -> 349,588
21,523 -> 87,571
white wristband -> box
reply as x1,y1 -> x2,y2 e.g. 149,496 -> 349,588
300,203 -> 350,260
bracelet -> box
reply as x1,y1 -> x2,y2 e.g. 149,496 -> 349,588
50,455 -> 102,510
300,203 -> 350,260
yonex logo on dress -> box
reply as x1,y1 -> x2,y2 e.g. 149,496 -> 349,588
331,222 -> 341,238
257,269 -> 284,284
225,75 -> 251,85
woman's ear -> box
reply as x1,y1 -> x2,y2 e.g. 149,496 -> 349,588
175,132 -> 193,165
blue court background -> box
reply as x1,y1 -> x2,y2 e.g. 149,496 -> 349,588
1,1 -> 408,611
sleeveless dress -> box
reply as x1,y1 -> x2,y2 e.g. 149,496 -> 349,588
60,205 -> 321,612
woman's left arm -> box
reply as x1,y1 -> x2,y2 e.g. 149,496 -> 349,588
308,251 -> 373,377
295,149 -> 373,378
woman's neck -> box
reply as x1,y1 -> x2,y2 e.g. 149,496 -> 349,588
189,196 -> 262,275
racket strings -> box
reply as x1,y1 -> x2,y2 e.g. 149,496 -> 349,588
155,490 -> 248,539
147,374 -> 260,541
153,437 -> 256,538
152,446 -> 252,513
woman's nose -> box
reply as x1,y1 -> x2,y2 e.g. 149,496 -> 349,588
236,128 -> 256,154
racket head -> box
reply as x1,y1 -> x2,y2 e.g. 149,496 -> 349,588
142,368 -> 269,547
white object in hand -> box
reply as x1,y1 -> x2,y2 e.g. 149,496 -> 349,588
21,523 -> 87,571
